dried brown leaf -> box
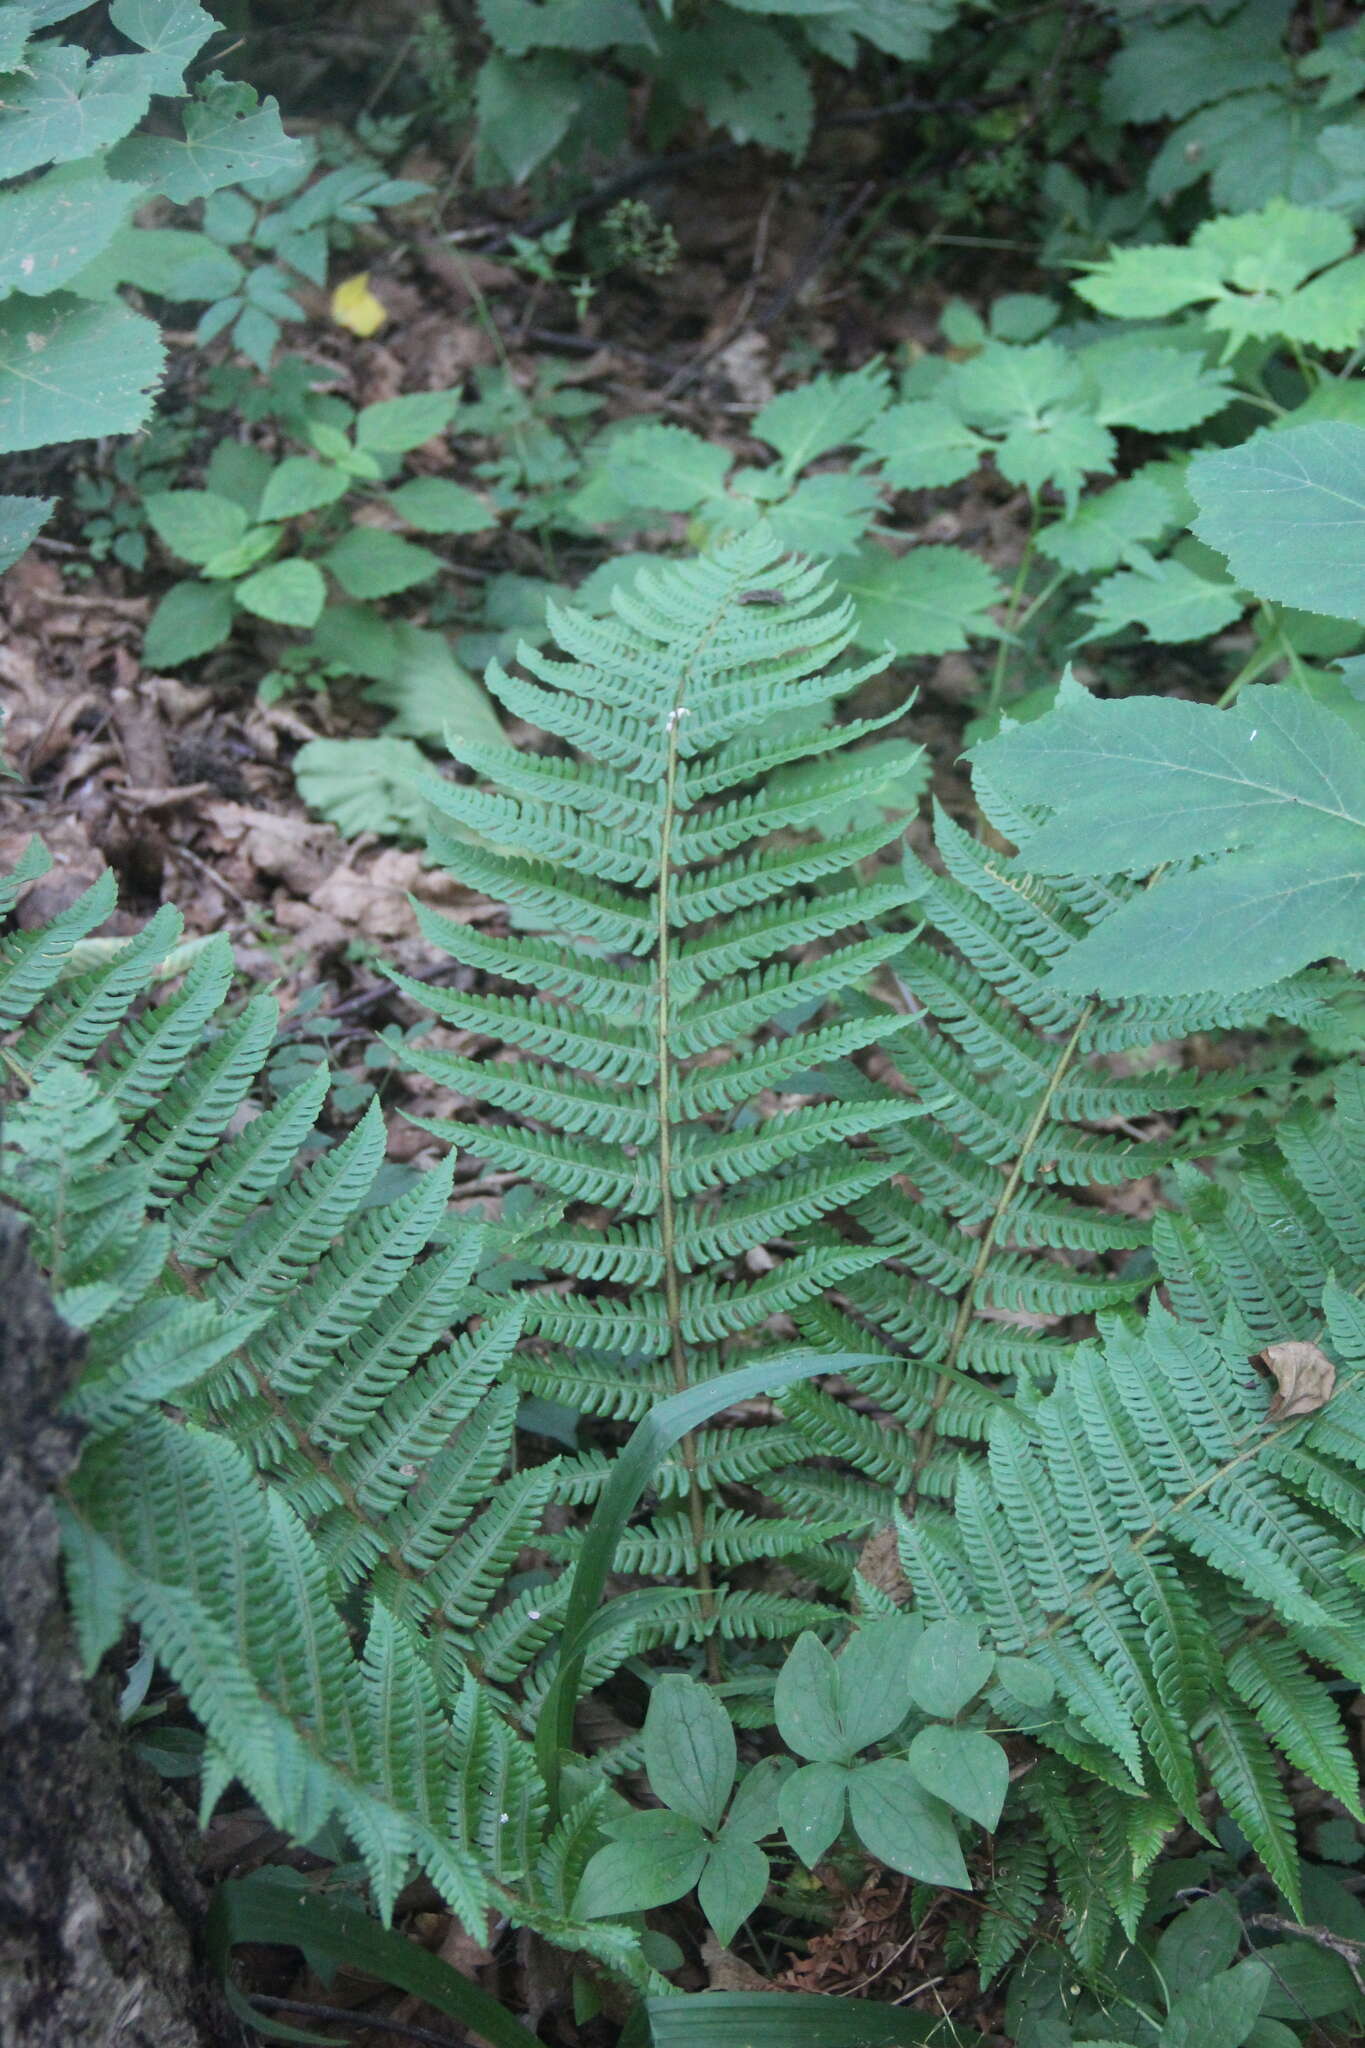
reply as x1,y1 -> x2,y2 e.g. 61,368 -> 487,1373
1262,1340 -> 1336,1421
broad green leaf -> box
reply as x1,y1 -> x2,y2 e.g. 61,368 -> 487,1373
724,1755 -> 792,1843
1037,474 -> 1175,576
0,294 -> 164,453
993,1656 -> 1054,1709
845,545 -> 1003,656
993,407 -> 1114,511
846,1760 -> 970,1887
905,1620 -> 994,1719
971,679 -> 1365,994
1101,0 -> 1286,123
0,162 -> 137,298
475,52 -> 580,184
143,578 -> 235,667
323,528 -> 442,599
646,1990 -> 984,2046
950,339 -> 1079,425
603,423 -> 731,512
1157,1893 -> 1243,1997
860,400 -> 985,490
643,1674 -> 736,1833
1159,1960 -> 1270,2048
109,77 -> 305,201
753,362 -> 891,476
480,0 -> 654,52
1189,424 -> 1365,624
108,0 -> 216,94
1147,92 -> 1339,216
774,1631 -> 847,1763
292,736 -> 430,840
697,1836 -> 768,1947
69,223 -> 243,300
362,626 -> 504,750
669,16 -> 812,155
778,1761 -> 848,1865
1081,555 -> 1244,645
0,493 -> 53,573
354,391 -> 458,453
905,1727 -> 1008,1832
575,1809 -> 708,1919
259,458 -> 350,522
385,477 -> 493,534
1074,245 -> 1224,320
202,525 -> 279,580
0,8 -> 34,68
1082,342 -> 1234,435
144,489 -> 248,566
765,471 -> 880,557
0,42 -> 154,179
234,558 -> 326,628
835,1615 -> 922,1753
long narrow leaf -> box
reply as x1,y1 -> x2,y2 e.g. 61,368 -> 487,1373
207,1872 -> 542,2048
535,1348 -> 890,1802
646,1990 -> 985,2045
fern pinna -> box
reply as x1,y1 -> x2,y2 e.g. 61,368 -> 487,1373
0,842 -> 650,1977
394,530 -> 928,1618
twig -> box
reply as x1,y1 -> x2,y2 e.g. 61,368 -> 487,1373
1246,1915 -> 1365,1998
164,839 -> 257,923
757,179 -> 877,331
246,1996 -> 467,2046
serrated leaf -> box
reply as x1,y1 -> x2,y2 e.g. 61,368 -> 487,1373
0,8 -> 34,68
753,362 -> 891,476
0,294 -> 164,453
354,391 -> 458,453
1151,94 -> 1340,215
1082,556 -> 1244,645
860,400 -> 985,490
0,492 -> 53,572
1083,342 -> 1234,435
259,457 -> 350,522
144,489 -> 249,565
905,1727 -> 1008,1832
1036,474 -> 1175,576
385,477 -> 493,534
143,578 -> 235,667
1189,424 -> 1365,624
1101,0 -> 1286,123
0,42 -> 155,179
765,471 -> 880,557
971,680 -> 1365,994
994,407 -> 1114,510
235,557 -> 326,627
774,1632 -> 848,1763
697,1835 -> 768,1946
70,223 -> 243,300
778,1761 -> 848,1865
847,1759 -> 970,1887
906,1620 -> 994,1719
0,161 -> 137,298
603,423 -> 732,513
324,528 -> 442,599
845,545 -> 1003,656
670,16 -> 812,155
574,1809 -> 709,1919
643,1674 -> 736,1833
292,736 -> 430,839
108,0 -> 216,95
109,76 -> 305,201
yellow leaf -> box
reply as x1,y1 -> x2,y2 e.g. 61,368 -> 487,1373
330,273 -> 388,337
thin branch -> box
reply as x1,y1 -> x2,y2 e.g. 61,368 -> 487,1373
247,1995 -> 468,2047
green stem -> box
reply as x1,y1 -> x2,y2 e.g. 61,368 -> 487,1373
985,514 -> 1038,719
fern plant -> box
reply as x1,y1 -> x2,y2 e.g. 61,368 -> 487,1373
900,1072 -> 1365,1977
394,527 -> 935,1624
0,839 -> 656,1980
